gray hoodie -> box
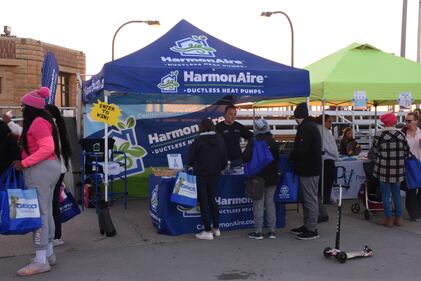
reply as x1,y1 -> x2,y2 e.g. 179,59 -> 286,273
317,124 -> 338,161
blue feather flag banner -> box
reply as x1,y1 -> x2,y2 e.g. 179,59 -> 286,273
41,52 -> 59,105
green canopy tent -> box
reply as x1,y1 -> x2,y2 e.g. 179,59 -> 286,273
255,43 -> 421,107
253,43 -> 421,198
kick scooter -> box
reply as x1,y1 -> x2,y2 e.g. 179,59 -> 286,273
323,184 -> 373,263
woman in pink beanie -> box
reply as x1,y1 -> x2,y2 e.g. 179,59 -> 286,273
14,87 -> 62,276
380,112 -> 398,127
370,112 -> 410,227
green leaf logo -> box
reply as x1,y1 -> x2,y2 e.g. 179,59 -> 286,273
119,142 -> 130,152
117,122 -> 126,129
127,146 -> 146,158
126,117 -> 135,128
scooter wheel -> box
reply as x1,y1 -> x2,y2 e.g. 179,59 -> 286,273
323,247 -> 332,258
364,210 -> 370,220
336,252 -> 347,263
351,203 -> 360,214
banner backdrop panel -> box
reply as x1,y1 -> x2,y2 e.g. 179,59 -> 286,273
148,174 -> 285,236
85,104 -> 226,176
331,159 -> 366,201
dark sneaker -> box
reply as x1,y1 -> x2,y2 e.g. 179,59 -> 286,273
290,225 -> 307,235
318,216 -> 329,223
248,232 -> 264,240
296,229 -> 319,240
267,231 -> 276,239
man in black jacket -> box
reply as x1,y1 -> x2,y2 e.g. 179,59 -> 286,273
289,103 -> 322,240
216,105 -> 253,168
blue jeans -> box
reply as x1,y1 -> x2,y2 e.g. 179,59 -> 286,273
379,181 -> 403,217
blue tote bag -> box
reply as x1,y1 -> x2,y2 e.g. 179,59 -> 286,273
405,156 -> 421,189
0,167 -> 42,235
274,162 -> 298,203
59,183 -> 81,223
244,137 -> 274,177
170,172 -> 197,207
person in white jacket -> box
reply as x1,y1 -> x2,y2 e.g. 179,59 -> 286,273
315,114 -> 339,223
2,111 -> 23,135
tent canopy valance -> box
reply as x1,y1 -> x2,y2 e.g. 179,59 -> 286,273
255,43 -> 421,107
82,19 -> 310,105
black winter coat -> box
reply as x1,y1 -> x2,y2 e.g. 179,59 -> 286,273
188,132 -> 228,177
0,122 -> 20,175
290,117 -> 322,176
242,132 -> 280,186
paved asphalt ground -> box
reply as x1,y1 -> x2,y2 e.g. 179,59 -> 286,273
1,198 -> 421,281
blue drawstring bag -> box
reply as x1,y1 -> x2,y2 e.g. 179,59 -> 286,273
59,183 -> 81,223
0,166 -> 42,235
274,162 -> 298,203
405,156 -> 421,189
244,137 -> 274,177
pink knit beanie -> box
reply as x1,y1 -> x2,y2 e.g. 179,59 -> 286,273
21,87 -> 50,109
380,112 -> 397,127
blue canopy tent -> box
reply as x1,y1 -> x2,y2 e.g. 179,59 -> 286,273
83,19 -> 310,105
82,19 -> 310,199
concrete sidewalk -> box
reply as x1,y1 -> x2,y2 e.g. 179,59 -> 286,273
1,198 -> 420,281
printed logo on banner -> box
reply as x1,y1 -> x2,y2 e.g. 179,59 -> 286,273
157,71 -> 179,93
177,196 -> 253,218
148,123 -> 200,156
170,35 -> 216,57
150,184 -> 159,213
175,195 -> 253,219
108,115 -> 148,176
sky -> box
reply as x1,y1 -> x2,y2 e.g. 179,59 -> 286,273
2,0 -> 420,76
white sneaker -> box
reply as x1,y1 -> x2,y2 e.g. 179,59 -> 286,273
53,238 -> 64,247
195,231 -> 214,240
212,228 -> 221,237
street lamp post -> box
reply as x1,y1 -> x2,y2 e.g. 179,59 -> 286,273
111,20 -> 160,61
261,11 -> 294,67
400,0 -> 408,58
104,20 -> 159,202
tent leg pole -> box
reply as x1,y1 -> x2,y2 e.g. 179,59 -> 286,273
104,91 -> 110,202
374,103 -> 378,136
321,99 -> 326,205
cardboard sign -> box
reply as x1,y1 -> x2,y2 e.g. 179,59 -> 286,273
90,100 -> 122,126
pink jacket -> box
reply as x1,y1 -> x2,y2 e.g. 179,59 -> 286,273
21,117 -> 57,168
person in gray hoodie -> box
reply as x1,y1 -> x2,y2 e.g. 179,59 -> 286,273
243,118 -> 280,240
315,114 -> 339,223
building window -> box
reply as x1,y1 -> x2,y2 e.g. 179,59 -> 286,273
56,73 -> 70,107
0,77 -> 2,94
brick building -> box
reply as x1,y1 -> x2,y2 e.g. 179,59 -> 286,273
0,29 -> 85,109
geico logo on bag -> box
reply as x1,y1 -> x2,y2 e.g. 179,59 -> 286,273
182,184 -> 196,191
16,203 -> 38,209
